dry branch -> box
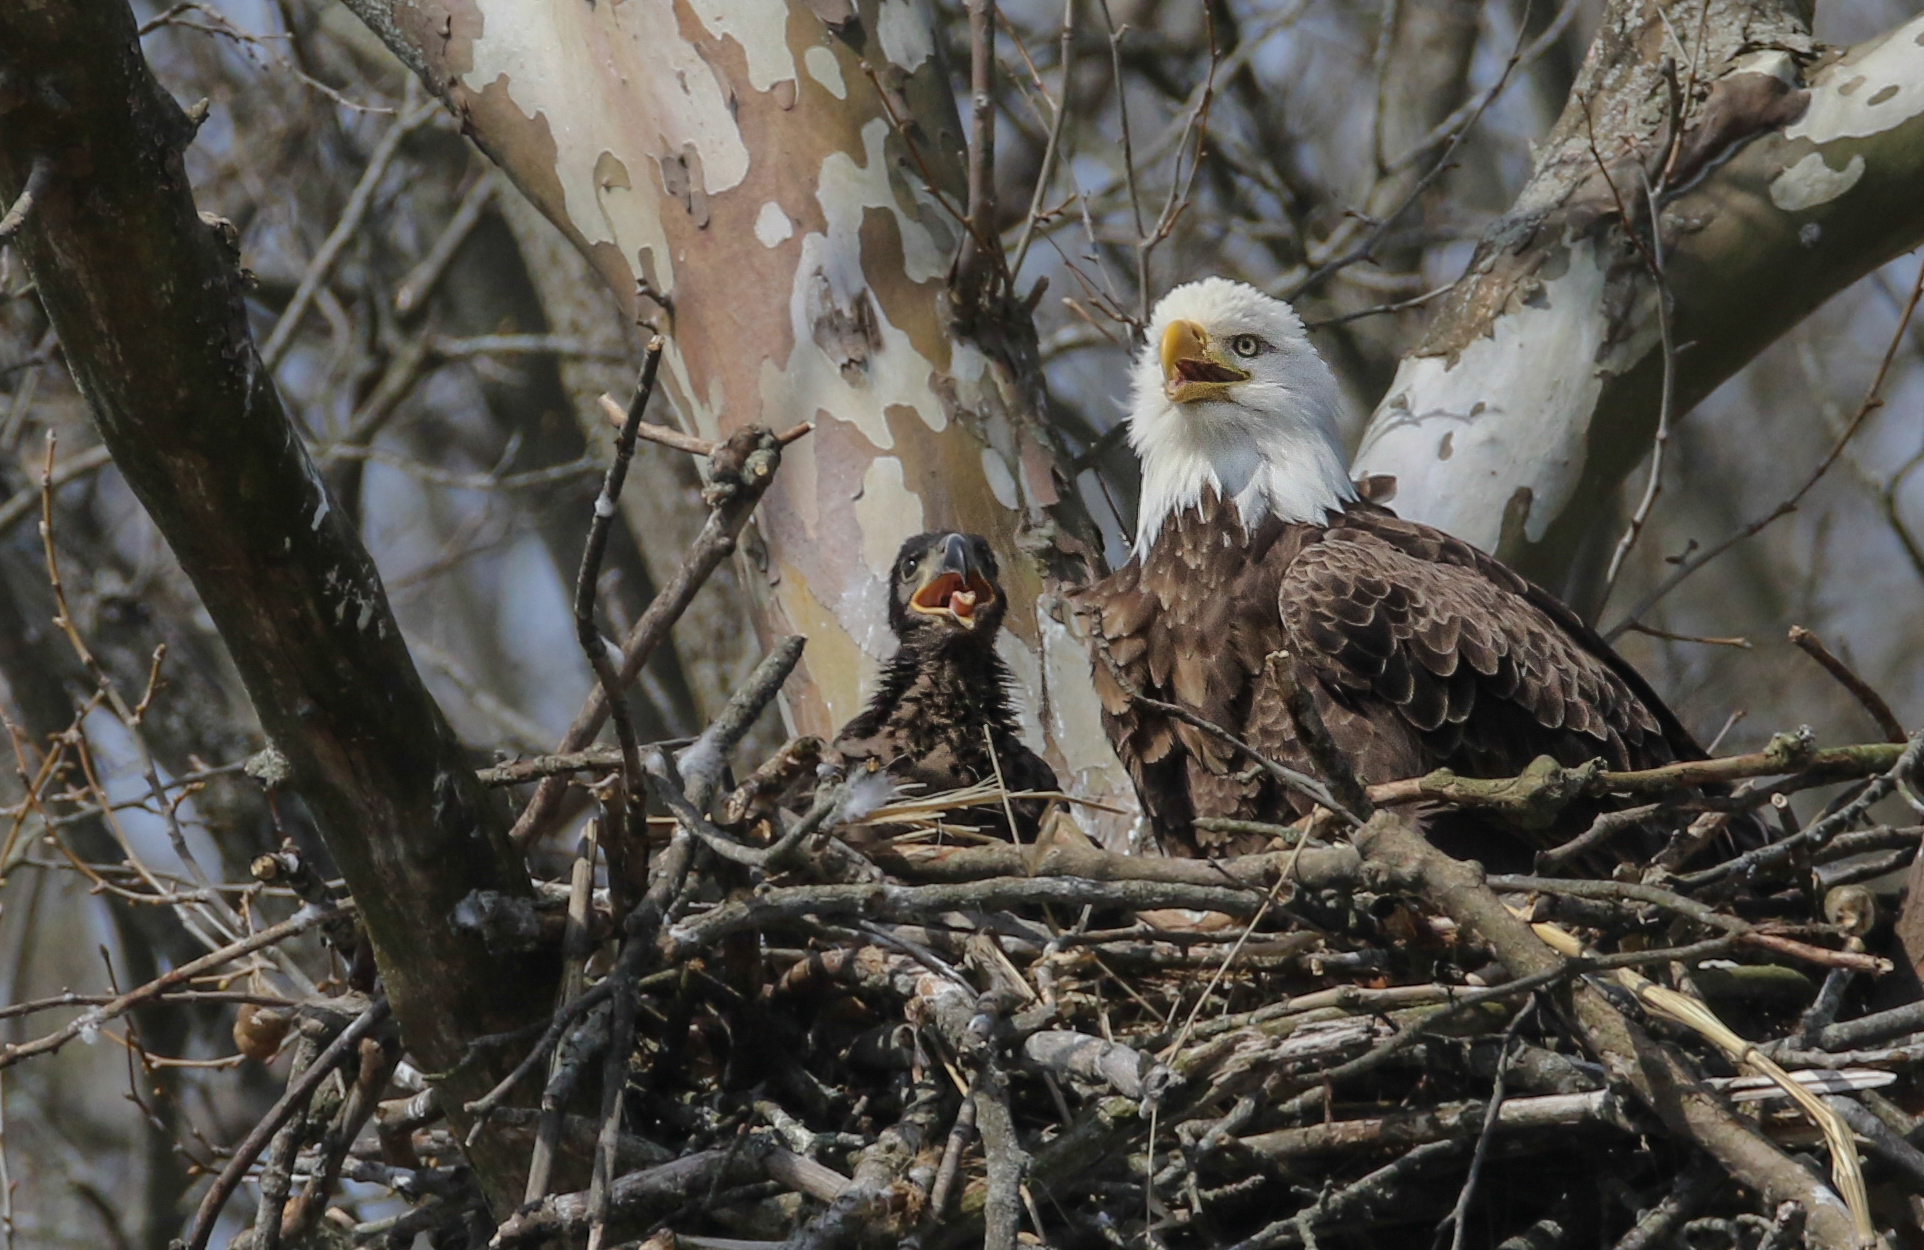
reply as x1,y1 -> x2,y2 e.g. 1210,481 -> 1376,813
0,0 -> 555,1207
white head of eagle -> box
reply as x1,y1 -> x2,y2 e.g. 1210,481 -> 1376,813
1127,278 -> 1355,557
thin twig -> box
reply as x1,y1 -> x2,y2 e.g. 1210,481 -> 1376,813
574,341 -> 666,861
181,997 -> 390,1250
0,905 -> 340,1070
595,392 -> 812,455
1620,621 -> 1751,649
1438,1000 -> 1535,1250
1678,731 -> 1924,889
1606,255 -> 1924,639
1009,0 -> 1076,278
0,443 -> 114,539
955,0 -> 1001,309
1788,626 -> 1905,744
260,96 -> 439,369
394,171 -> 498,316
1600,208 -> 1675,600
511,423 -> 799,847
526,825 -> 600,1203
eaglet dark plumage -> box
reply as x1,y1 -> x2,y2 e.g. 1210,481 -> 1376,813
831,532 -> 1058,840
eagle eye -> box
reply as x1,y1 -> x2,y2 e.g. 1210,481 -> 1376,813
1228,334 -> 1264,359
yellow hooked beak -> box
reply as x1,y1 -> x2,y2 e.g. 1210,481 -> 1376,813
1160,319 -> 1250,404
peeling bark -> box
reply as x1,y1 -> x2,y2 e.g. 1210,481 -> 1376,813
0,0 -> 553,1208
338,0 -> 1139,834
1354,0 -> 1924,606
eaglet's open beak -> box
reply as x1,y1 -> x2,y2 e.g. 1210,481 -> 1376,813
1160,319 -> 1250,404
909,534 -> 997,630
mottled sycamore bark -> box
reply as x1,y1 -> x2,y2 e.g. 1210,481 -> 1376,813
335,0 -> 1140,837
0,0 -> 552,1208
1353,0 -> 1924,605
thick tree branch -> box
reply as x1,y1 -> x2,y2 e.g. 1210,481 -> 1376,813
1352,811 -> 1870,1250
0,0 -> 553,1210
1355,1 -> 1924,600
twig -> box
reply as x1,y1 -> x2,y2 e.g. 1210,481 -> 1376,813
1606,254 -> 1924,640
955,0 -> 1001,310
1283,6 -> 1532,301
0,1072 -> 11,1250
1678,731 -> 1924,888
0,155 -> 52,243
659,878 -> 1267,964
574,341 -> 666,861
925,1093 -> 977,1224
1301,283 -> 1451,329
282,1028 -> 395,1242
0,443 -> 114,539
1230,1140 -> 1469,1250
1788,626 -> 1905,744
1009,0 -> 1076,278
180,997 -> 390,1250
1612,1156 -> 1722,1250
585,957 -> 639,1250
1811,999 -> 1924,1053
1354,811 -> 1868,1250
248,1028 -> 320,1250
1488,875 -> 1891,973
526,826 -> 600,1203
512,424 -> 798,847
461,979 -> 617,1127
1438,1001 -> 1535,1250
0,906 -> 339,1069
478,745 -> 640,786
595,392 -> 812,455
871,836 -> 1362,895
1527,919 -> 1874,1242
1619,621 -> 1751,649
1367,729 -> 1912,819
260,97 -> 439,369
434,333 -> 627,362
976,1060 -> 1027,1250
394,171 -> 497,316
1095,0 -> 1149,325
680,634 -> 808,808
1535,802 -> 1667,871
491,1145 -> 772,1245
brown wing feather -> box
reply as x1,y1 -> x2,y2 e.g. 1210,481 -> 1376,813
1327,507 -> 1704,766
1086,493 -> 1711,856
1282,508 -> 1688,780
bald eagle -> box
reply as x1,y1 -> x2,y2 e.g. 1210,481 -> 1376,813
1085,279 -> 1716,860
832,532 -> 1058,839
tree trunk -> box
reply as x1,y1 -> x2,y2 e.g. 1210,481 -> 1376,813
1352,0 -> 1924,611
0,0 -> 554,1209
337,0 -> 1143,838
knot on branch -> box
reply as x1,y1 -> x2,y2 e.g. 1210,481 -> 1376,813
1418,755 -> 1603,829
703,426 -> 782,506
1760,725 -> 1818,772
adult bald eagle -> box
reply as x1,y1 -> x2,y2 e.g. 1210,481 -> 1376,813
832,532 -> 1058,839
1085,279 -> 1715,859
